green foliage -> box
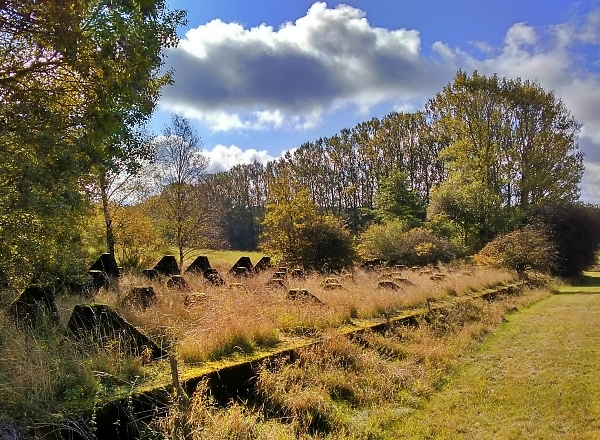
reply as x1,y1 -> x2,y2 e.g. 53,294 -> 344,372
260,178 -> 356,272
475,226 -> 557,275
112,204 -> 161,269
532,203 -> 600,277
428,180 -> 507,253
0,0 -> 185,285
374,170 -> 426,226
427,70 -> 583,251
260,179 -> 317,262
296,215 -> 358,272
426,213 -> 466,256
359,221 -> 455,266
401,227 -> 456,266
151,115 -> 225,266
358,219 -> 410,263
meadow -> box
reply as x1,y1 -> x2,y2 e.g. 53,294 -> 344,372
0,251 -> 517,435
100,254 -> 515,365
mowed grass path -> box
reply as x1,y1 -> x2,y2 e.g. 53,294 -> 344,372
395,292 -> 600,439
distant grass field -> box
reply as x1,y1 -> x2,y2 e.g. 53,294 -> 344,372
155,248 -> 267,271
394,290 -> 600,438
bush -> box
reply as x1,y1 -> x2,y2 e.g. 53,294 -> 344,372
401,227 -> 456,266
426,213 -> 466,257
533,203 -> 600,277
295,215 -> 358,273
474,226 -> 556,276
358,220 -> 410,263
359,222 -> 455,266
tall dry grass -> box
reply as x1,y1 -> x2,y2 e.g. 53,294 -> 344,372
143,286 -> 551,439
0,259 -> 514,430
93,263 -> 514,365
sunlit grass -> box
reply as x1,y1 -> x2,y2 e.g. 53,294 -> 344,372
101,262 -> 514,365
143,285 -> 551,439
395,292 -> 600,439
0,256 -> 517,434
552,271 -> 600,293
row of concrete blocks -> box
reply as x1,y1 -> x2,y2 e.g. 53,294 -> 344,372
6,285 -> 166,360
86,253 -> 273,291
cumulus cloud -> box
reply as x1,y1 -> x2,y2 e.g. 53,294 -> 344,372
161,1 -> 448,131
204,144 -> 276,173
581,162 -> 600,204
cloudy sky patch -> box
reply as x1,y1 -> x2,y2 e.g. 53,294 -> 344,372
158,0 -> 600,203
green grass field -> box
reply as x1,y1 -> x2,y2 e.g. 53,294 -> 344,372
394,291 -> 600,438
155,248 -> 268,271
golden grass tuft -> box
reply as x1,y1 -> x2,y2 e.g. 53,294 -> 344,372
141,284 -> 553,439
0,257 -> 517,433
92,263 -> 515,366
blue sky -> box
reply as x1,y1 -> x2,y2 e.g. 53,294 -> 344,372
153,1 -> 600,202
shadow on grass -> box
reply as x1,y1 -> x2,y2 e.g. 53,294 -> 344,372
570,272 -> 600,287
552,271 -> 600,294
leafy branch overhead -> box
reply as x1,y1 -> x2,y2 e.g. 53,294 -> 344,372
0,0 -> 185,283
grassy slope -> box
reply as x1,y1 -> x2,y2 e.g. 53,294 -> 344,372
395,292 -> 600,439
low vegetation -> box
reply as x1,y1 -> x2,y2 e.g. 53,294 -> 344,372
0,257 -> 515,434
143,284 -> 551,439
109,261 -> 513,364
395,291 -> 600,438
474,225 -> 557,276
3,3 -> 600,438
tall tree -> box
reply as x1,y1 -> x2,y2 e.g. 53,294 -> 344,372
427,71 -> 583,250
210,162 -> 268,250
0,0 -> 185,283
374,170 -> 425,226
152,115 -> 223,267
94,129 -> 155,255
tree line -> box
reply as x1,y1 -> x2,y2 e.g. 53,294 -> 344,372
116,70 -> 592,277
210,71 -> 584,253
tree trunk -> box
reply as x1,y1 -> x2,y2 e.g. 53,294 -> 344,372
100,179 -> 116,256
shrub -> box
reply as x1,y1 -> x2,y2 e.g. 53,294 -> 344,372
532,203 -> 600,277
358,220 -> 410,262
359,222 -> 454,266
260,186 -> 358,272
426,213 -> 466,256
295,215 -> 358,272
112,204 -> 161,269
402,227 -> 455,266
474,226 -> 556,276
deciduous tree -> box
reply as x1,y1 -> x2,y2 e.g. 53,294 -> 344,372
533,203 -> 600,277
151,115 -> 224,267
427,71 -> 583,250
0,0 -> 185,284
374,170 -> 425,226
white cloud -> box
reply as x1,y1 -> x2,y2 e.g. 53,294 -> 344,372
504,22 -> 538,52
160,3 -> 600,202
431,19 -> 600,200
161,1 -> 444,132
204,144 -> 276,173
581,162 -> 600,204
